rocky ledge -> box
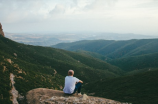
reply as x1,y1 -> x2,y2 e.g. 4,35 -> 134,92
26,88 -> 130,104
0,22 -> 5,37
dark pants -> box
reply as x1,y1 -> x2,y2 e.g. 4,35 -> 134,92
73,82 -> 82,94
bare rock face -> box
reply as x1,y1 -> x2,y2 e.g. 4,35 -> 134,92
26,88 -> 129,104
0,22 -> 5,37
10,73 -> 19,104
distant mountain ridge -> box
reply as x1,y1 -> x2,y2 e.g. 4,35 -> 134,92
5,32 -> 158,46
52,38 -> 158,59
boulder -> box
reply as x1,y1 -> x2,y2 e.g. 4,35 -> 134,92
26,88 -> 125,104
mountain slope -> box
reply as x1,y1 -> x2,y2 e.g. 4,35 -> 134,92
52,40 -> 114,52
108,52 -> 158,73
52,39 -> 158,59
0,36 -> 122,103
75,50 -> 111,61
83,69 -> 158,104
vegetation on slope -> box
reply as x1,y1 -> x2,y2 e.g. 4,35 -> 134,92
2,35 -> 158,104
0,57 -> 12,104
52,39 -> 158,59
53,38 -> 158,75
108,52 -> 158,72
53,38 -> 158,104
0,52 -> 64,103
75,49 -> 111,61
84,70 -> 158,104
0,36 -> 122,103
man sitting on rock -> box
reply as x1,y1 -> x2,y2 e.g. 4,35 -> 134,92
63,70 -> 83,95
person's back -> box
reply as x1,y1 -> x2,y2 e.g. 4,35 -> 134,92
63,70 -> 83,95
63,76 -> 79,94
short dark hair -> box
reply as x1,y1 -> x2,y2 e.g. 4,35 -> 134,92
68,70 -> 74,76
68,71 -> 73,75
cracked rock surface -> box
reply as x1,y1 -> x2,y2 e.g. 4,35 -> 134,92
26,88 -> 129,104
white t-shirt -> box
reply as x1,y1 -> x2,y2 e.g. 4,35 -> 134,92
63,76 -> 80,94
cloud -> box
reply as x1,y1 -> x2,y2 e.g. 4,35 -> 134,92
0,0 -> 48,23
0,0 -> 158,35
84,0 -> 118,10
49,4 -> 66,15
135,0 -> 158,8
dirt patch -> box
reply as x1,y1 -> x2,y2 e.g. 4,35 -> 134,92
3,66 -> 6,72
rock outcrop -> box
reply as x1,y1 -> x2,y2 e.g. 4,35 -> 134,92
26,88 -> 129,104
10,73 -> 19,104
0,22 -> 5,37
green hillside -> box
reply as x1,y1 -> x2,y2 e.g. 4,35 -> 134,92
52,38 -> 158,104
75,49 -> 111,61
52,40 -> 115,52
108,52 -> 158,73
83,69 -> 158,104
0,36 -> 122,103
2,35 -> 158,104
53,39 -> 158,75
52,39 -> 158,59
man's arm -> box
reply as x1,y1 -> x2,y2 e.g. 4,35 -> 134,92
79,80 -> 83,83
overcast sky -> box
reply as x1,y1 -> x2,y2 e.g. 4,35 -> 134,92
0,0 -> 158,35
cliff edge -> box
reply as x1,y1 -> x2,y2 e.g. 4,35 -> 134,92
26,88 -> 128,104
0,23 -> 5,37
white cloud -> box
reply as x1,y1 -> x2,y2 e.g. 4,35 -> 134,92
0,0 -> 158,35
49,4 -> 66,15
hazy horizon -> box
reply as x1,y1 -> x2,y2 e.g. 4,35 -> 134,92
1,0 -> 158,36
